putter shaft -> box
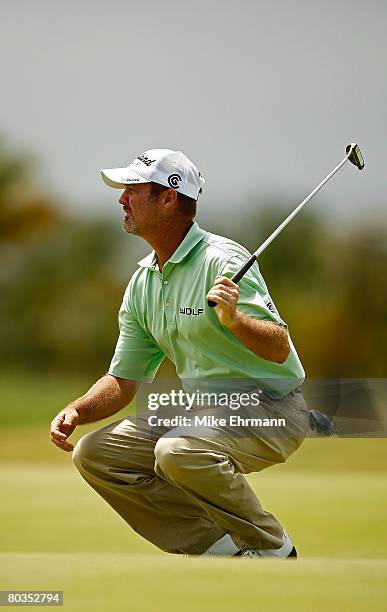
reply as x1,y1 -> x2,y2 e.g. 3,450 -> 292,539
208,144 -> 364,306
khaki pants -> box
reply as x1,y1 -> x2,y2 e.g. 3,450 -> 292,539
72,389 -> 310,555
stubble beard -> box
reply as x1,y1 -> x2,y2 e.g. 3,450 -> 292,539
123,212 -> 138,235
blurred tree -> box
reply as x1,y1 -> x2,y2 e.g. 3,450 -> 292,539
0,142 -> 386,380
208,197 -> 387,377
0,144 -> 60,242
0,142 -> 129,377
314,224 -> 387,376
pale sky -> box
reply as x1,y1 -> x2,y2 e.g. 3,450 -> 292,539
1,0 -> 386,225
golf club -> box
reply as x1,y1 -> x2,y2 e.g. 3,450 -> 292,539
207,143 -> 365,307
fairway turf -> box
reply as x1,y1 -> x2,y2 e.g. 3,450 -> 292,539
1,372 -> 387,611
1,463 -> 387,611
1,466 -> 387,558
1,554 -> 386,612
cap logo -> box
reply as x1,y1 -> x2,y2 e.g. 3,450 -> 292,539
168,173 -> 182,189
136,154 -> 156,166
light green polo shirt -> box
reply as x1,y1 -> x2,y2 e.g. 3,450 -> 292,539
108,222 -> 305,398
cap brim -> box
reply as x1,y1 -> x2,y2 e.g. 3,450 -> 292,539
101,167 -> 149,189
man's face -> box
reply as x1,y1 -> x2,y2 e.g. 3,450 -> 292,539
118,183 -> 160,236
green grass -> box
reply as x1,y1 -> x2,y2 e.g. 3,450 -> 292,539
1,465 -> 386,557
0,369 -> 171,428
1,372 -> 387,610
0,372 -> 138,430
0,373 -> 90,428
1,554 -> 386,612
1,465 -> 387,610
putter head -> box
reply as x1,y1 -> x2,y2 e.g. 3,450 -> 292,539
346,143 -> 365,170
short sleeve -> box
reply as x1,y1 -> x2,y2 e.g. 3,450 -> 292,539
108,300 -> 165,382
218,254 -> 288,329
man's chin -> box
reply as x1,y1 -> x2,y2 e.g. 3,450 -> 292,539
123,222 -> 138,235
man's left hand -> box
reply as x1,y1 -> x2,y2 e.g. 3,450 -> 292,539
206,276 -> 240,328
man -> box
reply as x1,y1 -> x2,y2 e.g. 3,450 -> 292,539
50,148 -> 311,558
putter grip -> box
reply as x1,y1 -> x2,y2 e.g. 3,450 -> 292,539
207,253 -> 257,307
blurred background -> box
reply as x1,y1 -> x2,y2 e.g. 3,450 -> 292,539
1,1 -> 386,610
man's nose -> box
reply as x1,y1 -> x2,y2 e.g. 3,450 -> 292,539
118,190 -> 128,206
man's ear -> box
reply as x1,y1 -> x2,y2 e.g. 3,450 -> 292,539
162,188 -> 178,209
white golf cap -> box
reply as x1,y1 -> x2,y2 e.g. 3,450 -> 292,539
101,149 -> 205,200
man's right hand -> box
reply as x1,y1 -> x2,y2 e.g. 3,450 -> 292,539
49,375 -> 140,452
49,408 -> 79,452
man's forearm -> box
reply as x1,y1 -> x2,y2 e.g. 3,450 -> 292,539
66,374 -> 139,424
227,311 -> 290,363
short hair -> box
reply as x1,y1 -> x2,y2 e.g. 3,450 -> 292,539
149,182 -> 200,219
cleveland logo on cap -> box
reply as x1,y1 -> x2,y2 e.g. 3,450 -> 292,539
168,174 -> 182,189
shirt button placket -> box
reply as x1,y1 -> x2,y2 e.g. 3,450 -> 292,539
162,276 -> 174,326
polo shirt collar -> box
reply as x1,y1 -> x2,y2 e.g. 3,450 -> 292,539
137,222 -> 207,269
